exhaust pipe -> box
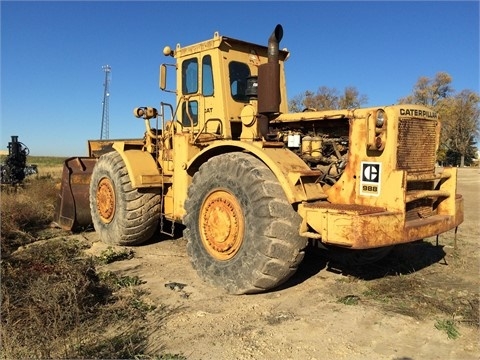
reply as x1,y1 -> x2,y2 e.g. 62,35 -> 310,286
267,24 -> 283,64
258,24 -> 283,120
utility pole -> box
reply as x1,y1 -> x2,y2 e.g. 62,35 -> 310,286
100,65 -> 111,139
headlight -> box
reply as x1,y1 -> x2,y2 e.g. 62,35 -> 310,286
376,109 -> 385,128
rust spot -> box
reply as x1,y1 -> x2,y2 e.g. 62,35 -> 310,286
397,119 -> 437,175
304,201 -> 385,215
54,157 -> 97,231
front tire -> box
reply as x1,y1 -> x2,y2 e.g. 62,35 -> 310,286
184,152 -> 307,294
89,151 -> 161,245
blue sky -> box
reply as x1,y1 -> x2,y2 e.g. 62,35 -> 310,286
1,1 -> 479,156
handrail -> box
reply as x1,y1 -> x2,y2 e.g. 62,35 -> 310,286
183,97 -> 195,136
406,172 -> 451,182
192,118 -> 224,144
405,190 -> 450,203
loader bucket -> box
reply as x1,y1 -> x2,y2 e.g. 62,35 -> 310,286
54,157 -> 97,231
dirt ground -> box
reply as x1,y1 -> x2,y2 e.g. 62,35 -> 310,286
79,168 -> 479,360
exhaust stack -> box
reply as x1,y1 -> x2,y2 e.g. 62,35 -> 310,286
257,24 -> 283,117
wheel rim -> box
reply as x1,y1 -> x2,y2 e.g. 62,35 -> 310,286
199,189 -> 245,261
96,177 -> 116,223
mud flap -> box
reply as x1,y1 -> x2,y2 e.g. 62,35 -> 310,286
54,157 -> 97,231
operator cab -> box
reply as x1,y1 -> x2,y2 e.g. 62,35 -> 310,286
160,25 -> 289,141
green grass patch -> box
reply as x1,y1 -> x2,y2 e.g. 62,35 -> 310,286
0,155 -> 68,167
435,319 -> 461,339
99,271 -> 146,289
96,246 -> 135,264
337,294 -> 360,305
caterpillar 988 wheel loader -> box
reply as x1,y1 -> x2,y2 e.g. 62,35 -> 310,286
55,25 -> 463,294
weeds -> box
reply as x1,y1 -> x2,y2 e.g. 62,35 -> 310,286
135,355 -> 188,360
99,271 -> 146,289
1,176 -> 58,256
435,319 -> 461,339
0,174 -> 171,359
96,246 -> 135,264
1,238 -> 108,358
362,273 -> 479,329
337,294 -> 360,305
0,162 -> 190,359
75,330 -> 148,359
0,237 -> 161,359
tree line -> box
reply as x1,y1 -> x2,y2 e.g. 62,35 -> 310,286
288,72 -> 479,166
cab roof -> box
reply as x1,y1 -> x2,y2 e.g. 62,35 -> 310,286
172,32 -> 289,61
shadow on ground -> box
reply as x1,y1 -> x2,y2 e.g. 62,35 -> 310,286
283,240 -> 447,289
145,221 -> 186,245
143,225 -> 447,294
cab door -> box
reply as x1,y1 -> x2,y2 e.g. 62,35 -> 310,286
180,54 -> 221,135
180,57 -> 200,130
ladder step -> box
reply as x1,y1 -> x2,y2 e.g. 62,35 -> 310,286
140,174 -> 172,185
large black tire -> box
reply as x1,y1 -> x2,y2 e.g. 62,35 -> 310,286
184,152 -> 307,294
89,151 -> 161,245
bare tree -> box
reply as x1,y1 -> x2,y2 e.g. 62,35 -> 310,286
399,72 -> 479,166
398,72 -> 454,107
438,90 -> 480,166
339,86 -> 369,109
289,86 -> 367,112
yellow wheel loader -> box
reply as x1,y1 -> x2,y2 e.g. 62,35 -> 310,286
55,25 -> 464,294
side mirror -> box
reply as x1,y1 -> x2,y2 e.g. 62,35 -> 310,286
159,64 -> 167,91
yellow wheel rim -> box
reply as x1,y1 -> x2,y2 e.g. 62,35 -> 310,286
199,190 -> 245,261
96,177 -> 116,223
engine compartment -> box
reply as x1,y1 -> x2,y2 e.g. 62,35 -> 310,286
269,117 -> 350,187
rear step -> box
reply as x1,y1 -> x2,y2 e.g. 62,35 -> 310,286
54,157 -> 97,231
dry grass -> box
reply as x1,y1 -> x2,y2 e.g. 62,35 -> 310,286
363,273 -> 479,327
1,176 -> 58,256
0,165 -> 178,359
328,242 -> 480,331
0,155 -> 65,180
33,165 -> 63,180
325,240 -> 479,335
1,238 -> 157,359
1,157 -> 66,255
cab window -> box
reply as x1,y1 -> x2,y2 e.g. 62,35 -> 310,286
202,55 -> 214,96
182,58 -> 198,95
182,101 -> 198,127
229,61 -> 250,102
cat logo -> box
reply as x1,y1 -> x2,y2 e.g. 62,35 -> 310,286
360,162 -> 381,196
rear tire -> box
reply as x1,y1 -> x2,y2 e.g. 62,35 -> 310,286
184,152 -> 307,294
89,151 -> 161,245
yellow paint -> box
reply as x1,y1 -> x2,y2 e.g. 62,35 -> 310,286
67,28 -> 463,250
112,142 -> 161,188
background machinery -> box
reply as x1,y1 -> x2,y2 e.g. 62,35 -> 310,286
55,25 -> 464,294
1,136 -> 38,186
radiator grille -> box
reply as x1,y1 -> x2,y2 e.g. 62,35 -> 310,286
397,118 -> 437,175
